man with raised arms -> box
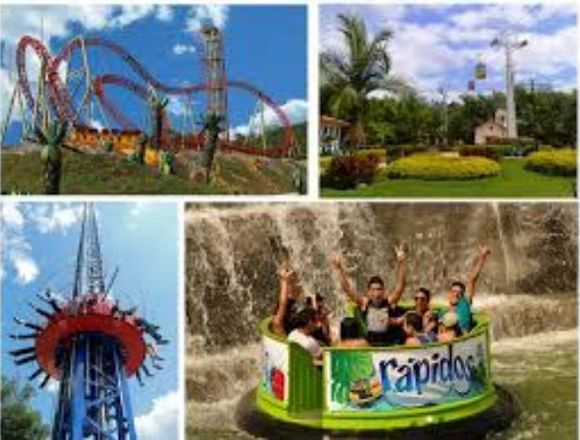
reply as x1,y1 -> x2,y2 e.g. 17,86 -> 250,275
330,246 -> 406,346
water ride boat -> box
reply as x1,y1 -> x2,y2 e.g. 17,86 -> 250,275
237,310 -> 518,439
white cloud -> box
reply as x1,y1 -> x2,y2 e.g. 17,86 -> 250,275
186,5 -> 229,33
172,44 -> 196,56
1,203 -> 24,229
1,203 -> 87,285
90,118 -> 104,131
135,391 -> 179,440
12,251 -> 39,284
29,204 -> 84,234
156,5 -> 173,22
109,5 -> 155,28
1,202 -> 39,284
0,5 -> 176,123
231,99 -> 307,136
320,4 -> 577,99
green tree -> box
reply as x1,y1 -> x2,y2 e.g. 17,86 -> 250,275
149,88 -> 169,151
35,119 -> 69,195
135,133 -> 149,165
200,112 -> 224,184
320,14 -> 410,148
1,376 -> 49,440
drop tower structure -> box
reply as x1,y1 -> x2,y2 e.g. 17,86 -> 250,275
9,203 -> 167,440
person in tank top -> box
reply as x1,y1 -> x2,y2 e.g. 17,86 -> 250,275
330,246 -> 406,346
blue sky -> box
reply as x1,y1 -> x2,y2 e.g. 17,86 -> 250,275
1,202 -> 180,439
321,3 -> 577,102
1,5 -> 307,145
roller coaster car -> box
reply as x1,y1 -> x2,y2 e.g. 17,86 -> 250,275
348,377 -> 382,406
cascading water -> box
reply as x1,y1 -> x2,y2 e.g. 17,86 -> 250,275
185,203 -> 577,440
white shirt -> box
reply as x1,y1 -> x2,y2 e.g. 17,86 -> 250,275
288,329 -> 323,359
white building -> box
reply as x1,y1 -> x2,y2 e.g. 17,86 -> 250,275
319,115 -> 350,155
474,109 -> 508,144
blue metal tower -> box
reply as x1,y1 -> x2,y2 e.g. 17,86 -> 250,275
9,203 -> 167,440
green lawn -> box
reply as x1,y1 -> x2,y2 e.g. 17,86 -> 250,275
321,159 -> 576,198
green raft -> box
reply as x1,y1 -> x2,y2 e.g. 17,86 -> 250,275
253,311 -> 503,432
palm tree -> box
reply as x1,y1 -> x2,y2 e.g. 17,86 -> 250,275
36,120 -> 69,195
320,14 -> 410,148
200,112 -> 224,184
148,87 -> 169,150
136,133 -> 149,165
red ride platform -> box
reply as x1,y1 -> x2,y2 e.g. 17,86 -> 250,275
34,295 -> 146,379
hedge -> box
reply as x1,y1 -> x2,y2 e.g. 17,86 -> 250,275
386,153 -> 500,180
458,145 -> 502,162
320,149 -> 386,173
486,143 -> 539,157
321,153 -> 381,189
524,149 -> 577,177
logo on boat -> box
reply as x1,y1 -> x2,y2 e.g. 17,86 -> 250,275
328,335 -> 489,412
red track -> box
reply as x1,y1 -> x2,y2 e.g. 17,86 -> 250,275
16,35 -> 295,156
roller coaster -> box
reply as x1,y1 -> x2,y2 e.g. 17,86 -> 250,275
2,26 -> 297,157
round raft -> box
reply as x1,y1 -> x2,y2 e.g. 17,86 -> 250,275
237,312 -> 518,439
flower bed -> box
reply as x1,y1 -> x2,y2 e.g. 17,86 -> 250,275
386,153 -> 500,180
524,149 -> 577,177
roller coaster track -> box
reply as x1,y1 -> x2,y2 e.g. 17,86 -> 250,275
16,35 -> 295,155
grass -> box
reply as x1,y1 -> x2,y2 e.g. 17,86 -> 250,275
321,158 -> 576,198
1,147 -> 299,195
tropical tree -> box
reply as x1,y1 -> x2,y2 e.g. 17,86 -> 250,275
36,119 -> 69,195
135,133 -> 149,165
200,112 -> 224,184
320,14 -> 411,148
1,376 -> 49,440
149,87 -> 169,150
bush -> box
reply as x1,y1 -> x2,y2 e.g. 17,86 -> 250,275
320,156 -> 333,172
386,153 -> 500,180
524,149 -> 577,177
321,153 -> 381,189
458,145 -> 502,162
356,148 -> 387,163
486,137 -> 534,146
487,143 -> 539,157
385,144 -> 428,164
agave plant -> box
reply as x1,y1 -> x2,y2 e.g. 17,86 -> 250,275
135,133 -> 149,165
200,112 -> 224,184
148,87 -> 169,151
36,120 -> 70,195
159,151 -> 174,175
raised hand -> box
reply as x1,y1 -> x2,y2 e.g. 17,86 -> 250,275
394,244 -> 406,262
478,245 -> 491,258
330,253 -> 343,270
278,263 -> 294,280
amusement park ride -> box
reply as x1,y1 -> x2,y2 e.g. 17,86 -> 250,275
1,26 -> 296,157
468,30 -> 529,139
8,204 -> 166,439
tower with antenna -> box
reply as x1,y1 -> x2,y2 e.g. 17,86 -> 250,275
201,25 -> 228,135
9,204 -> 167,440
491,32 -> 528,139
